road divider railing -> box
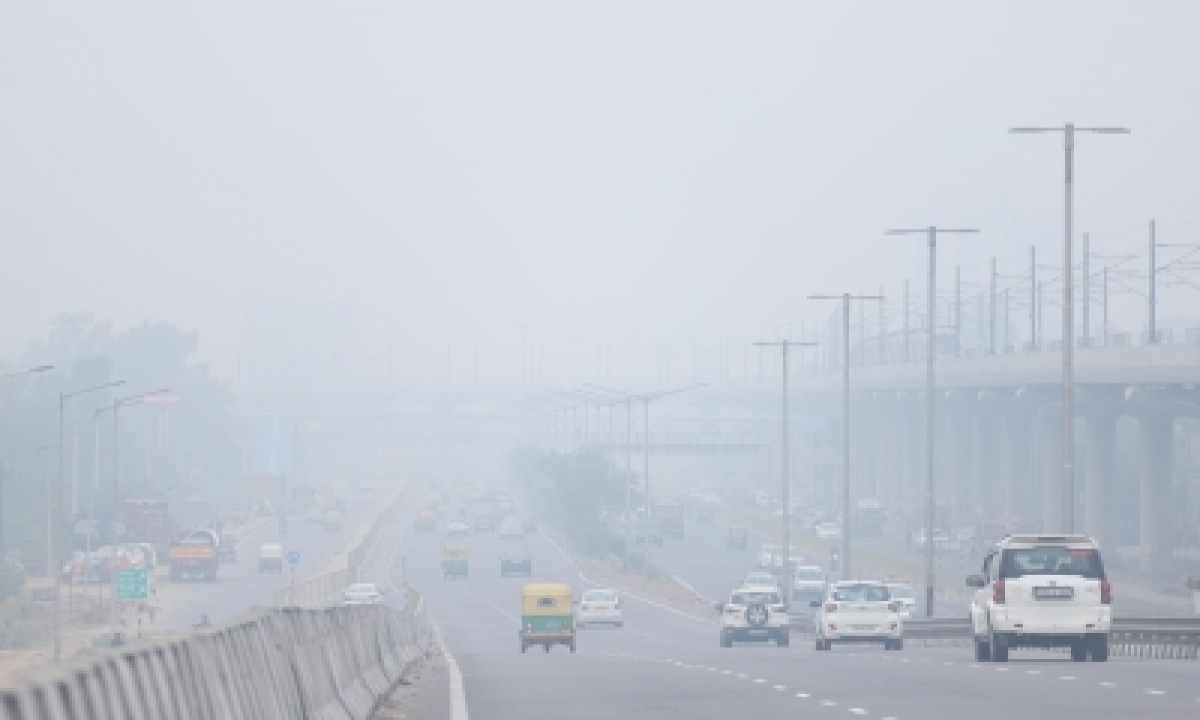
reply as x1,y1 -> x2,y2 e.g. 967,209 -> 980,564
0,599 -> 430,720
810,616 -> 1200,659
275,487 -> 407,608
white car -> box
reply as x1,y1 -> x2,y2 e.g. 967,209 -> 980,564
342,582 -> 382,606
792,565 -> 826,600
758,543 -> 779,568
743,571 -> 778,588
812,581 -> 904,651
968,534 -> 1110,662
578,588 -> 623,627
446,520 -> 470,537
718,586 -> 790,647
815,523 -> 842,540
499,517 -> 524,539
884,582 -> 917,617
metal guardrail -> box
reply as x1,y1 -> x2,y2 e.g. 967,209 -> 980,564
0,599 -> 430,719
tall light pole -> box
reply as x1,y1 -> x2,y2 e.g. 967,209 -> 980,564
1010,122 -> 1129,533
809,293 -> 883,582
57,379 -> 125,661
753,340 -> 815,606
885,227 -> 979,616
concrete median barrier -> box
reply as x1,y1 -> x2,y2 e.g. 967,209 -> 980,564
0,600 -> 430,720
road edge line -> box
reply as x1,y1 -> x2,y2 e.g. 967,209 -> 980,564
437,624 -> 469,720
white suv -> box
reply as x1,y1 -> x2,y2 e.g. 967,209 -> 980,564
718,586 -> 790,648
968,534 -> 1111,662
812,581 -> 904,651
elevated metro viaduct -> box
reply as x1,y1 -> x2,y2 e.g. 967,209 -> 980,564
783,343 -> 1200,575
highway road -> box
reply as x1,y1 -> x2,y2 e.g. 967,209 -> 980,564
391,506 -> 1200,719
150,502 -> 374,634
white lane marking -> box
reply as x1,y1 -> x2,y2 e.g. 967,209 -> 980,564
737,673 -> 747,679
722,670 -> 732,675
1099,681 -> 1117,688
821,700 -> 837,707
753,678 -> 766,684
848,709 -> 867,715
942,661 -> 952,666
796,693 -> 810,698
773,685 -> 787,691
1026,670 -> 1041,675
969,664 -> 980,669
1060,675 -> 1076,681
707,667 -> 718,672
1146,688 -> 1166,695
995,667 -> 1009,672
437,626 -> 469,720
899,659 -> 910,663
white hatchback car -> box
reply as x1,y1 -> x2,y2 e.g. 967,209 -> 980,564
578,588 -> 623,627
812,581 -> 903,651
968,534 -> 1110,662
718,586 -> 790,648
342,582 -> 382,606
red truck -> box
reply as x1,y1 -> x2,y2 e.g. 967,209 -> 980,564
168,529 -> 220,581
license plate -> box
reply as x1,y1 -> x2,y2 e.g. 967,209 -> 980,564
1034,586 -> 1074,600
851,625 -> 875,632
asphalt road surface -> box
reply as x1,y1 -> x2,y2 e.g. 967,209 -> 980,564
152,503 -> 373,633
393,510 -> 1200,719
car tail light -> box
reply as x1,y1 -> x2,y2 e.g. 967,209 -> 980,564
725,606 -> 742,616
770,605 -> 786,613
992,579 -> 1005,604
824,603 -> 838,614
1100,579 -> 1112,605
888,602 -> 899,613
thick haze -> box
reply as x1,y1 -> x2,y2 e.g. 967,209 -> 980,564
1,2 -> 1196,384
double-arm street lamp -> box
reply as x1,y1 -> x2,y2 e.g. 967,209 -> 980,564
885,226 -> 980,616
57,380 -> 125,660
1010,123 -> 1129,534
808,294 -> 883,583
753,340 -> 815,607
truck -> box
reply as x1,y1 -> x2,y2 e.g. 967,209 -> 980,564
653,502 -> 685,541
168,529 -> 220,581
854,498 -> 886,537
122,499 -> 171,556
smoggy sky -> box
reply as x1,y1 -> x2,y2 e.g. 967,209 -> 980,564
1,2 -> 1197,385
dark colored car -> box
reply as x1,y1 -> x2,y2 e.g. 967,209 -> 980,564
500,549 -> 532,577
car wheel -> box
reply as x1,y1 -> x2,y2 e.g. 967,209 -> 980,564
543,644 -> 550,653
974,636 -> 991,662
990,629 -> 1008,662
1070,640 -> 1088,662
570,640 -> 576,653
1090,635 -> 1109,662
521,642 -> 527,654
720,630 -> 733,648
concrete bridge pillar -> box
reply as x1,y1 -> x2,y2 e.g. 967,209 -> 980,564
1000,409 -> 1031,529
1038,410 -> 1061,532
1083,411 -> 1116,549
1139,412 -> 1174,574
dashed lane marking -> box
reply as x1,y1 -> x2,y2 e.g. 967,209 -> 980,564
1099,682 -> 1117,688
1060,676 -> 1076,681
796,693 -> 810,698
753,678 -> 766,684
773,685 -> 787,691
848,709 -> 868,715
1146,689 -> 1166,695
821,700 -> 837,707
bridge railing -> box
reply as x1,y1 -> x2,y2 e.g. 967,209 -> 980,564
0,600 -> 430,720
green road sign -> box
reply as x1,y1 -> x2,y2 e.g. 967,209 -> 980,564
114,569 -> 148,600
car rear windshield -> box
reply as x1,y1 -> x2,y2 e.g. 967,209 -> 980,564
999,547 -> 1104,579
831,584 -> 890,602
732,592 -> 780,605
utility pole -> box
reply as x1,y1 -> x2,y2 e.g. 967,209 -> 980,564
878,287 -> 887,366
989,258 -> 997,354
809,293 -> 884,583
754,339 -> 815,607
903,281 -> 911,363
1149,219 -> 1157,344
1030,247 -> 1037,351
954,265 -> 962,357
1082,233 -> 1091,346
886,226 -> 980,616
1011,121 -> 1130,533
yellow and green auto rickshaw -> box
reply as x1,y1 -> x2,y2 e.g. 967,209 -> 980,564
442,545 -> 468,580
519,583 -> 575,654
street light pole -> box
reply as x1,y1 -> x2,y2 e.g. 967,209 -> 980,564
1010,122 -> 1129,533
57,380 -> 124,661
754,340 -> 815,606
885,226 -> 980,616
809,293 -> 883,582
